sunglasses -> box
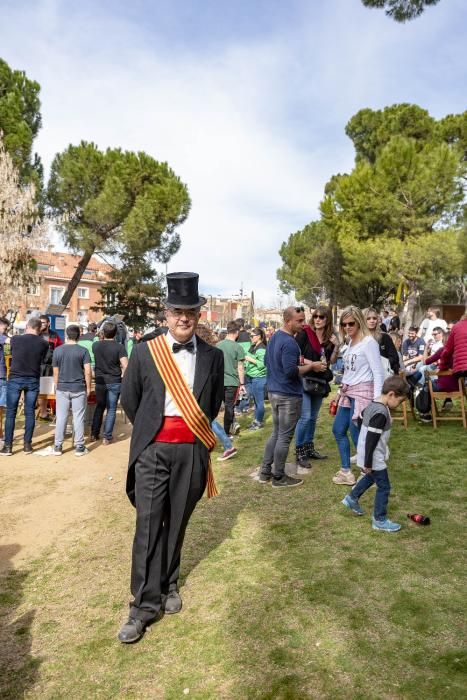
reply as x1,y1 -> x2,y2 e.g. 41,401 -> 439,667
295,306 -> 305,312
313,314 -> 326,320
341,321 -> 357,328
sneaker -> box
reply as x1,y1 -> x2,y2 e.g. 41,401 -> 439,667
23,443 -> 33,454
258,472 -> 272,483
39,415 -> 52,422
0,444 -> 13,456
419,414 -> 432,423
90,435 -> 99,443
102,438 -> 113,446
342,494 -> 364,515
53,445 -> 63,456
372,517 -> 401,532
217,447 -> 238,461
231,422 -> 241,436
350,454 -> 357,464
442,398 -> 453,411
247,421 -> 263,431
271,474 -> 303,488
75,446 -> 89,457
332,470 -> 356,485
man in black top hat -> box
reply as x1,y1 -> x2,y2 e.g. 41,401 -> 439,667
118,272 -> 224,643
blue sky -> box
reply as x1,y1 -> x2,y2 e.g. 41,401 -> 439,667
1,0 -> 466,304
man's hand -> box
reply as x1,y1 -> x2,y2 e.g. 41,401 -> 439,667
362,467 -> 373,475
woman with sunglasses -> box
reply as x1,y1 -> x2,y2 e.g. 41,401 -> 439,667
332,306 -> 384,485
364,307 -> 400,376
294,305 -> 339,469
244,327 -> 268,430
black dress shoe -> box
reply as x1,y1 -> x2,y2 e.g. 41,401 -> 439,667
117,617 -> 146,643
163,591 -> 182,614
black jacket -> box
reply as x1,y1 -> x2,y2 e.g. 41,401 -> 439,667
296,330 -> 334,383
121,331 -> 224,505
378,332 -> 400,374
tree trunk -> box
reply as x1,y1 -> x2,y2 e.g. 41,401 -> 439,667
402,280 -> 418,338
60,248 -> 95,307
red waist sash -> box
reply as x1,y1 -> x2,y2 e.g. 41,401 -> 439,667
154,416 -> 196,444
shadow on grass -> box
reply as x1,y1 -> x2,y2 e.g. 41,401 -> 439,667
0,545 -> 41,699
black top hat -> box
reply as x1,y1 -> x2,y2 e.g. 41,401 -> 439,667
163,272 -> 207,309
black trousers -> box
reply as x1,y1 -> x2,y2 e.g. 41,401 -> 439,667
223,386 -> 238,435
129,441 -> 207,623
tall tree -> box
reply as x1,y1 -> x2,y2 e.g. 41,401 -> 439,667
361,0 -> 441,22
278,105 -> 466,327
0,134 -> 47,314
0,58 -> 43,189
47,142 -> 190,307
93,255 -> 164,330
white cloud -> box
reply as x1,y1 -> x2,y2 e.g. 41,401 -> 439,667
1,0 -> 466,304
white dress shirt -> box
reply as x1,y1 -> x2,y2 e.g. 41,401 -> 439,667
164,331 -> 197,416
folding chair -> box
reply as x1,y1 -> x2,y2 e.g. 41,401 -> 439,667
390,371 -> 416,429
426,370 -> 467,429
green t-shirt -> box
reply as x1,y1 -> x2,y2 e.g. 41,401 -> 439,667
217,338 -> 245,387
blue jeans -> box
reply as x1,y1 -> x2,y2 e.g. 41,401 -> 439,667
4,376 -> 40,445
91,382 -> 121,439
0,377 -> 7,407
250,377 -> 267,424
295,391 -> 323,447
350,468 -> 391,521
332,399 -> 360,470
211,420 -> 233,451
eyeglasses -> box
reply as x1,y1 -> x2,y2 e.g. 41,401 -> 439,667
168,309 -> 199,319
313,314 -> 326,320
341,321 -> 356,328
295,306 -> 304,313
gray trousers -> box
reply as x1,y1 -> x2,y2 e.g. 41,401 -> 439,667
54,390 -> 87,448
261,393 -> 302,480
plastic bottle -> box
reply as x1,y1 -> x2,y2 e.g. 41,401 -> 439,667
407,513 -> 430,525
329,398 -> 338,416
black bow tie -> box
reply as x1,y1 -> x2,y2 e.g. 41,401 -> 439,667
172,341 -> 195,354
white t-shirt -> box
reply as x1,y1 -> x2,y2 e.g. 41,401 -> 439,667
342,336 -> 384,399
419,318 -> 447,342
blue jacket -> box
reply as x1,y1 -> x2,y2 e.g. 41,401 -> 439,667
265,330 -> 302,396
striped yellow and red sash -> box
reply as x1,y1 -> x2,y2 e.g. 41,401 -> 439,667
147,335 -> 219,498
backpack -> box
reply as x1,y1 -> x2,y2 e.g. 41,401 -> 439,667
415,385 -> 431,415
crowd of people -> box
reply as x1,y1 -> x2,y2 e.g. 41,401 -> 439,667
0,273 -> 466,644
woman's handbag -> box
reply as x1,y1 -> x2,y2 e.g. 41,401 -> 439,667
302,375 -> 331,397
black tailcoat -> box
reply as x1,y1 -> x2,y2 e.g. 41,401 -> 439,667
120,331 -> 224,505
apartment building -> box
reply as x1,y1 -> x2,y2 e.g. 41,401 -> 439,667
18,250 -> 113,325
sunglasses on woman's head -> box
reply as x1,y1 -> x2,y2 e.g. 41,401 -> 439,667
341,321 -> 356,328
313,314 -> 326,320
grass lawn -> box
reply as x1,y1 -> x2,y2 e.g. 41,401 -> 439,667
1,396 -> 466,699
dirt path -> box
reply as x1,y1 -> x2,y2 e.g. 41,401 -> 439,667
0,417 -> 132,573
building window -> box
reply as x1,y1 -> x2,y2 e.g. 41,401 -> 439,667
27,284 -> 41,296
77,287 -> 89,299
37,263 -> 50,271
49,286 -> 65,304
77,310 -> 88,324
83,269 -> 94,276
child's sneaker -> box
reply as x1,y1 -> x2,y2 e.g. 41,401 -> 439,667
342,494 -> 364,515
217,447 -> 238,461
332,469 -> 356,485
372,517 -> 401,532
